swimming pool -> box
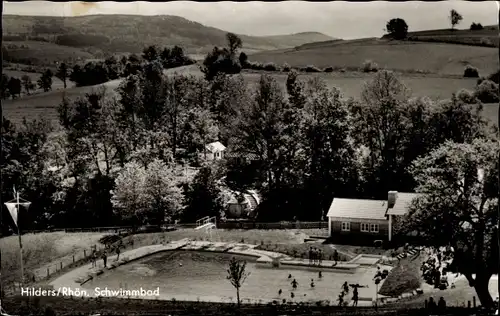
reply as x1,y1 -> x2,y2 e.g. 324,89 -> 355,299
82,250 -> 381,305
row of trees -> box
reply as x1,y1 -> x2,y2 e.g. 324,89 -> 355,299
0,69 -> 54,99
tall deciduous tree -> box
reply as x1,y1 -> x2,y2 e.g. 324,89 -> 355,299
111,161 -> 148,225
386,18 -> 409,40
55,62 -> 69,89
21,75 -> 34,95
38,69 -> 53,92
396,139 -> 498,308
450,9 -> 463,30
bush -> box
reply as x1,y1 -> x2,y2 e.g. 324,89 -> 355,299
487,69 -> 499,84
463,65 -> 479,78
479,37 -> 493,47
362,60 -> 379,72
305,65 -> 321,73
474,80 -> 499,103
263,62 -> 278,71
456,89 -> 477,104
470,22 -> 484,30
323,67 -> 334,73
282,63 -> 291,72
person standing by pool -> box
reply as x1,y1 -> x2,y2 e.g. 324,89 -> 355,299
115,246 -> 121,261
291,278 -> 298,290
318,249 -> 323,265
309,247 -> 313,265
91,249 -> 97,268
352,286 -> 359,307
102,251 -> 107,268
342,281 -> 349,294
333,249 -> 339,266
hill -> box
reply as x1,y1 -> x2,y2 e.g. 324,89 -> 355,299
248,38 -> 499,76
2,15 -> 334,65
405,25 -> 499,47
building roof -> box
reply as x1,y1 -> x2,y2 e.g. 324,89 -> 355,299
385,193 -> 420,216
326,198 -> 389,221
205,141 -> 226,153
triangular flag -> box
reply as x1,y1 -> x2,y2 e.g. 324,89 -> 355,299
4,203 -> 19,228
13,186 -> 16,200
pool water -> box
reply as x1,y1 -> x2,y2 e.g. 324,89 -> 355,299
83,251 -> 381,304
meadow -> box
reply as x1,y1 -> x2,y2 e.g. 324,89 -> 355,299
4,65 -> 497,127
249,39 -> 498,76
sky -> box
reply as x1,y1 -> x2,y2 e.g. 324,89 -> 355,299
4,1 -> 498,39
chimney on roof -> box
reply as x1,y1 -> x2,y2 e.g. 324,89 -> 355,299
388,191 -> 398,208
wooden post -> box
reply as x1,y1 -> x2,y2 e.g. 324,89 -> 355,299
84,250 -> 86,257
424,299 -> 428,309
60,262 -> 63,270
468,301 -> 471,309
473,296 -> 476,308
73,255 -> 75,263
46,268 -> 49,277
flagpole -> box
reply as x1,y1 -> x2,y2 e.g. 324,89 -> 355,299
17,192 -> 23,287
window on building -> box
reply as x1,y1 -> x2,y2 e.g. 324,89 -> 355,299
361,223 -> 370,232
370,224 -> 379,233
341,222 -> 350,231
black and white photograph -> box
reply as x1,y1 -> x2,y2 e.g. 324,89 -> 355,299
0,1 -> 498,315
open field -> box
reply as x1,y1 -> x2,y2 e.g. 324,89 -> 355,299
406,25 -> 499,47
3,40 -> 96,65
3,65 -> 497,127
249,39 -> 499,76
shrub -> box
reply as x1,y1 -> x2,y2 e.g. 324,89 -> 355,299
487,69 -> 500,84
479,37 -> 493,47
470,22 -> 484,30
263,62 -> 278,71
324,67 -> 334,73
463,65 -> 479,78
456,89 -> 477,104
305,65 -> 321,73
362,60 -> 379,72
474,80 -> 499,103
282,63 -> 291,72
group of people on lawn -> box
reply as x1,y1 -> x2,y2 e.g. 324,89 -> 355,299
90,240 -> 123,268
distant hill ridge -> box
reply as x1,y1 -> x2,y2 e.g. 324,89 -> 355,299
2,14 -> 335,54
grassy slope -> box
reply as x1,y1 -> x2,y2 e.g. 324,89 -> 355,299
3,65 -> 497,127
2,15 -> 333,58
0,232 -> 104,284
249,38 -> 499,76
406,25 -> 499,47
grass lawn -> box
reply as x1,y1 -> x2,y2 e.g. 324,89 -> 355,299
388,276 -> 499,308
378,255 -> 423,297
0,232 -> 105,285
249,39 -> 499,76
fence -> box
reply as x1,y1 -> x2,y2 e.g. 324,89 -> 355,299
1,243 -> 108,296
19,222 -> 328,235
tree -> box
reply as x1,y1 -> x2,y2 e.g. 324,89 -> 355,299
450,9 -> 463,30
55,62 -> 69,89
470,22 -> 483,30
386,18 -> 409,40
227,257 -> 250,309
349,70 -> 411,198
1,74 -> 10,99
226,33 -> 243,55
238,52 -> 248,67
183,165 -> 224,222
142,45 -> 159,62
7,77 -> 21,99
21,75 -> 35,95
396,139 -> 499,309
143,159 -> 183,226
202,47 -> 241,81
37,69 -> 53,92
111,161 -> 148,225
